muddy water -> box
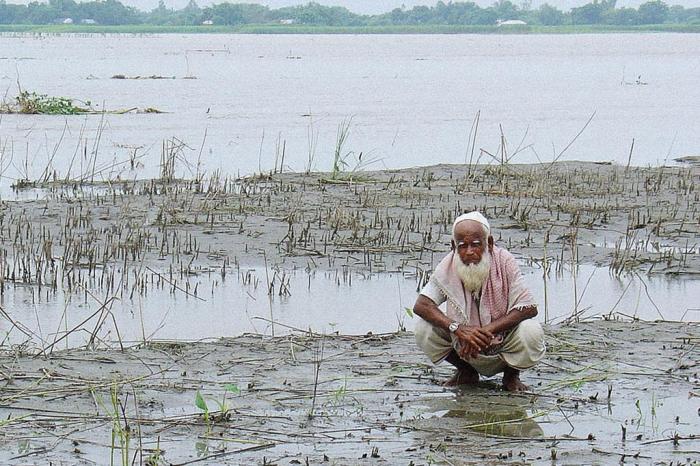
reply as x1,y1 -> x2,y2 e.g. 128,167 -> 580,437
411,385 -> 699,464
416,385 -> 698,442
2,262 -> 698,348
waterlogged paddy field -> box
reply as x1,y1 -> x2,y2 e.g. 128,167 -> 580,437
0,162 -> 698,464
0,161 -> 698,348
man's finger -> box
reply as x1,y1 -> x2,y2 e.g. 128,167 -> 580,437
473,328 -> 494,339
459,341 -> 476,359
469,332 -> 490,348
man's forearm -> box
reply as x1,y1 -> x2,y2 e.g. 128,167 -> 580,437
413,295 -> 452,331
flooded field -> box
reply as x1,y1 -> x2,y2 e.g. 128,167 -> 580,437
0,159 -> 697,464
1,28 -> 698,465
0,321 -> 697,465
0,161 -> 698,347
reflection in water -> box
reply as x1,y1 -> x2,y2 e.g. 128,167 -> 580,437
417,391 -> 544,439
442,406 -> 544,438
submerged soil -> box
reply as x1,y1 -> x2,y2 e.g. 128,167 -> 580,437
0,321 -> 698,465
0,162 -> 698,464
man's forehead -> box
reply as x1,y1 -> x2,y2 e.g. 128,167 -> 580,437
454,220 -> 488,238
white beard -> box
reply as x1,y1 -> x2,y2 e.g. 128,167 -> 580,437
455,251 -> 491,293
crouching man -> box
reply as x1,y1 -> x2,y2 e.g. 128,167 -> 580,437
413,211 -> 545,392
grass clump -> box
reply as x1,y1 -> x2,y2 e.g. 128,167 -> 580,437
325,116 -> 380,183
1,89 -> 164,115
1,90 -> 92,115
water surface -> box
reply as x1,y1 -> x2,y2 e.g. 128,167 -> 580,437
2,263 -> 698,348
1,33 -> 698,195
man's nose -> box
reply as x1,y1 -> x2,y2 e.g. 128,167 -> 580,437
465,244 -> 480,254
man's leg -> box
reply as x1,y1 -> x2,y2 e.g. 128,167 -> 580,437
415,318 -> 480,386
496,319 -> 546,392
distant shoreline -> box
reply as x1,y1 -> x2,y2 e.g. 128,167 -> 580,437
1,23 -> 699,34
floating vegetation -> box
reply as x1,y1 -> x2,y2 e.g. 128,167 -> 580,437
0,89 -> 164,114
675,155 -> 700,166
2,90 -> 93,114
111,74 -> 176,79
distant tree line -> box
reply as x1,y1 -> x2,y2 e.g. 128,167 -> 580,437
0,0 -> 698,27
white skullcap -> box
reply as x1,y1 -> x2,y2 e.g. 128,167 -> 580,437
453,211 -> 490,237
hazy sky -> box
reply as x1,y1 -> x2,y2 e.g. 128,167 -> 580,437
4,0 -> 700,13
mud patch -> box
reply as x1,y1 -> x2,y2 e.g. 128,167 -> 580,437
0,321 -> 697,465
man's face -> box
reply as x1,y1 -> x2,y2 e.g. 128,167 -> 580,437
452,220 -> 492,265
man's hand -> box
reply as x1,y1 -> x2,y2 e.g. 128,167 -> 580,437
481,305 -> 538,337
454,325 -> 494,360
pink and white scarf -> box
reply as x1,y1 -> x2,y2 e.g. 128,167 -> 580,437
429,246 -> 536,328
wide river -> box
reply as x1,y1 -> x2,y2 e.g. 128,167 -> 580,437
0,32 -> 698,190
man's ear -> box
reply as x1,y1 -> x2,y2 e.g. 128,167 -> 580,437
488,235 -> 494,252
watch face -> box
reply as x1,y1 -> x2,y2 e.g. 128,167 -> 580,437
449,322 -> 459,332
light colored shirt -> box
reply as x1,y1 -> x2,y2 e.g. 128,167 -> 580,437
420,281 -> 484,328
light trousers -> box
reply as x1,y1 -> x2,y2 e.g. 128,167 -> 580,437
414,318 -> 546,376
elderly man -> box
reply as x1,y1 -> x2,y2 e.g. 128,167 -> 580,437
413,211 -> 545,391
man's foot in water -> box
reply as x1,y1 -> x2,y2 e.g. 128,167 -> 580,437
444,351 -> 479,387
502,367 -> 528,392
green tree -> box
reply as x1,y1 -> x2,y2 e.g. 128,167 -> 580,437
148,0 -> 170,24
202,2 -> 267,25
491,0 -> 520,20
406,5 -> 432,24
637,0 -> 669,24
75,0 -> 142,25
418,1 -> 494,25
26,1 -> 59,24
49,0 -> 77,18
537,3 -> 565,25
687,7 -> 700,24
177,0 -> 201,25
603,7 -> 638,25
0,0 -> 28,23
387,7 -> 405,24
667,5 -> 700,24
571,1 -> 605,24
450,2 -> 496,25
273,2 -> 359,26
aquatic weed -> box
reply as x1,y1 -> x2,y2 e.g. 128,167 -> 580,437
15,90 -> 90,115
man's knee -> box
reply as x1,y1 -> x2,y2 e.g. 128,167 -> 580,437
502,319 -> 546,370
516,319 -> 545,349
414,319 -> 452,364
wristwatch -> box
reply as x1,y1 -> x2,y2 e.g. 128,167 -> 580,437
448,321 -> 460,333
